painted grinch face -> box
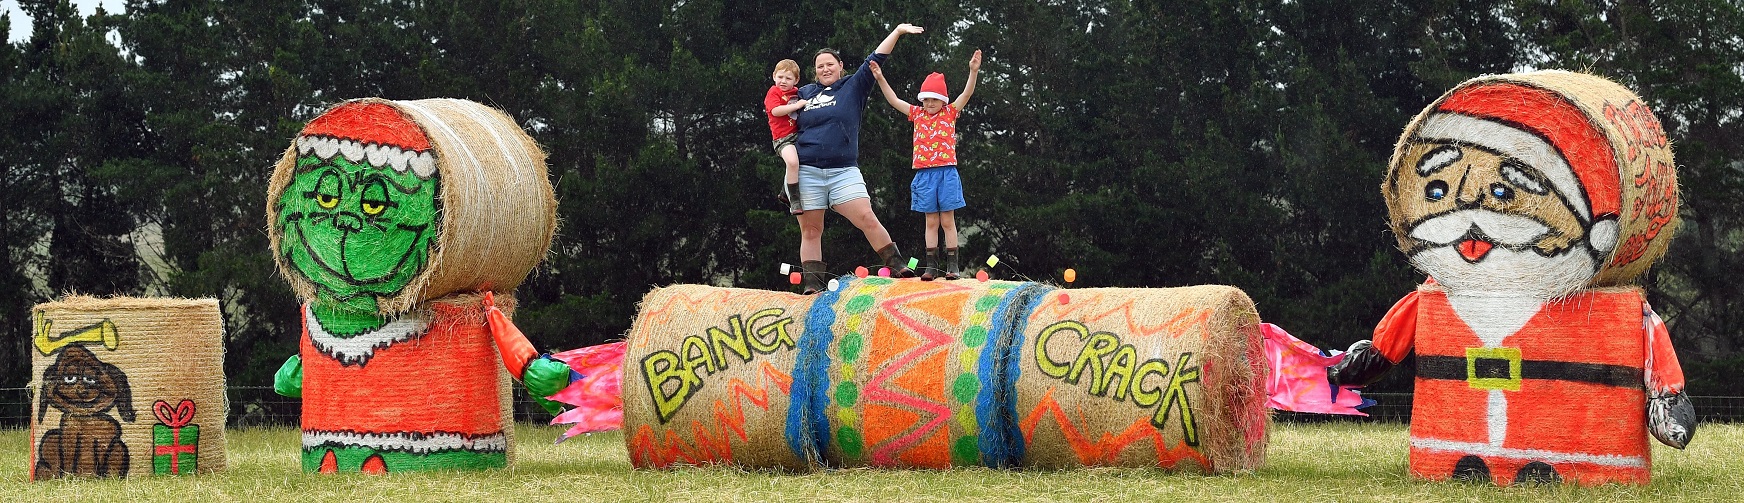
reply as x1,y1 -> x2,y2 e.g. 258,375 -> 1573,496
1388,141 -> 1597,296
277,146 -> 438,311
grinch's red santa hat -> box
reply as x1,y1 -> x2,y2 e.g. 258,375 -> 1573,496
917,72 -> 949,102
1413,81 -> 1622,253
295,101 -> 438,178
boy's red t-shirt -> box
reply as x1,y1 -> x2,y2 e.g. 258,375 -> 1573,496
764,85 -> 799,140
909,104 -> 960,169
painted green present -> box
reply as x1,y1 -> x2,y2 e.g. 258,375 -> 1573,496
152,399 -> 199,475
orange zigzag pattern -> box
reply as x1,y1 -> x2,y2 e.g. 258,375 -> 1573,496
628,361 -> 794,468
1019,387 -> 1212,470
1028,292 -> 1213,340
630,288 -> 794,349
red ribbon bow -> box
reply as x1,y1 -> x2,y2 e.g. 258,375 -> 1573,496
153,399 -> 196,427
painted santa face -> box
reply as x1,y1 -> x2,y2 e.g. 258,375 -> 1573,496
1389,141 -> 1597,296
277,148 -> 438,311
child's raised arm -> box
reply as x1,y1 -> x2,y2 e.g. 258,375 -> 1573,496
868,61 -> 914,116
952,49 -> 982,111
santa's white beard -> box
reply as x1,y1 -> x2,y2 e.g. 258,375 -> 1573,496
1408,209 -> 1598,299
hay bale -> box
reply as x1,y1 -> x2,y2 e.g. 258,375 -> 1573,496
266,97 -> 557,316
298,292 -> 515,472
619,280 -> 1269,473
621,285 -> 812,470
1014,286 -> 1268,472
1403,284 -> 1653,485
814,278 -> 1035,468
28,296 -> 227,480
1384,70 -> 1678,294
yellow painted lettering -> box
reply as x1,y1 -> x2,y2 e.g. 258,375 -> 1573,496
1153,352 -> 1201,446
1130,360 -> 1169,408
641,350 -> 700,424
1034,321 -> 1085,378
1103,345 -> 1137,402
1067,332 -> 1119,387
681,335 -> 716,375
748,308 -> 795,353
708,315 -> 752,369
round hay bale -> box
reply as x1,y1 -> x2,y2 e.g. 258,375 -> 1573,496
28,296 -> 227,480
621,285 -> 812,470
266,97 -> 557,316
1014,285 -> 1268,472
813,277 -> 1048,468
1383,70 -> 1677,296
297,292 -> 514,472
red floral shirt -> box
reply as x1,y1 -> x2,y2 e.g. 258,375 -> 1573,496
909,104 -> 960,169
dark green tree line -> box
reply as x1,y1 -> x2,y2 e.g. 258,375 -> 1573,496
3,0 -> 1741,426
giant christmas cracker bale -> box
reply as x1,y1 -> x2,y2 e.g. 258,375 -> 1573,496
266,98 -> 557,473
623,277 -> 1268,472
29,296 -> 227,480
622,285 -> 811,470
1017,286 -> 1267,471
1329,70 -> 1695,486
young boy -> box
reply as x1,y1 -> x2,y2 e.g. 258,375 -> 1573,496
870,49 -> 981,280
765,59 -> 807,215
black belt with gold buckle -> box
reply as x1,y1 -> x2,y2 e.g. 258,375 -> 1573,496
1417,350 -> 1642,390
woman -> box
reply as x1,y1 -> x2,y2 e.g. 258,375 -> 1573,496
791,23 -> 925,293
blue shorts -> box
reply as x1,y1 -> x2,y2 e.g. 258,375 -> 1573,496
798,165 -> 870,210
910,166 -> 965,213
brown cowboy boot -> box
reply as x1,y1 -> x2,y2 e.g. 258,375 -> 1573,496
876,243 -> 916,278
944,247 -> 962,280
786,183 -> 804,215
920,247 -> 940,281
800,260 -> 829,294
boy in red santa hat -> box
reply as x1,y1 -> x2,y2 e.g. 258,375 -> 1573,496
1329,71 -> 1695,486
869,50 -> 982,280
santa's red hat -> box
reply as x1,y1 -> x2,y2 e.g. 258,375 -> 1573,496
296,101 -> 437,178
1412,82 -> 1622,252
917,72 -> 949,102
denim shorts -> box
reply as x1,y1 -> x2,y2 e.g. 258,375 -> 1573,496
798,164 -> 870,210
910,165 -> 965,213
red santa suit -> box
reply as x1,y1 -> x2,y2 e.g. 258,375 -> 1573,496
300,299 -> 512,472
1370,283 -> 1686,485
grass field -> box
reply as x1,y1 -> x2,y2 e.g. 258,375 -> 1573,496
1,422 -> 1739,502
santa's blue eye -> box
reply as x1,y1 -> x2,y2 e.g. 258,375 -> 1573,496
1490,184 -> 1514,201
1425,180 -> 1448,201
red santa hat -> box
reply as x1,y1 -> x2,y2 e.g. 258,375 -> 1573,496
917,72 -> 949,102
1412,82 -> 1622,252
295,101 -> 437,178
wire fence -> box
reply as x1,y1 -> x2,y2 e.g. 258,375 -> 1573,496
3,387 -> 1741,428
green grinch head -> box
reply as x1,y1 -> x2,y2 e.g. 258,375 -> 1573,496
274,102 -> 439,316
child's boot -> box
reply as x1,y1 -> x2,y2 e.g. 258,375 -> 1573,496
920,247 -> 940,281
801,260 -> 829,294
876,243 -> 917,278
944,247 -> 962,280
786,183 -> 804,215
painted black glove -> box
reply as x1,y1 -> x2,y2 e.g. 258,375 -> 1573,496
1327,340 -> 1395,387
1648,391 -> 1697,449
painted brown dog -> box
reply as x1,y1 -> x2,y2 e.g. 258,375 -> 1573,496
35,344 -> 135,479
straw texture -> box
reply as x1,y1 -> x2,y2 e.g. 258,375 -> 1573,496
619,280 -> 1269,473
622,285 -> 811,470
297,292 -> 515,473
267,97 -> 557,316
1384,70 -> 1677,295
28,296 -> 227,480
1015,285 -> 1268,472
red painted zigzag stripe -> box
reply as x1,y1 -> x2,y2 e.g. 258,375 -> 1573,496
628,362 -> 794,467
